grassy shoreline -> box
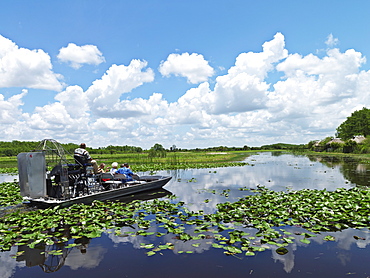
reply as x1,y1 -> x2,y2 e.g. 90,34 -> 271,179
3,149 -> 370,174
0,151 -> 254,174
293,150 -> 370,163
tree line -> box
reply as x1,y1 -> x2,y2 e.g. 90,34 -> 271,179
4,105 -> 368,158
310,107 -> 370,153
0,140 -> 299,157
0,141 -> 144,157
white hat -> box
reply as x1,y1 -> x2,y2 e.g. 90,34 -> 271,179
111,162 -> 118,168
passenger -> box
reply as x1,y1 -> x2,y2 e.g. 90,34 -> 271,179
116,163 -> 135,181
92,160 -> 99,174
74,143 -> 93,166
97,163 -> 106,174
110,162 -> 118,174
115,164 -> 125,174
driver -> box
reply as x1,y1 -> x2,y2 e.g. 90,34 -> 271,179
74,143 -> 92,165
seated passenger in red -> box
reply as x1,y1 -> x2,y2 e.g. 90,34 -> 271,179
116,163 -> 135,181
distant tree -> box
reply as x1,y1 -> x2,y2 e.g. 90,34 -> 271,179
343,140 -> 357,153
329,142 -> 344,152
307,140 -> 318,150
148,143 -> 166,158
3,149 -> 15,156
336,107 -> 370,140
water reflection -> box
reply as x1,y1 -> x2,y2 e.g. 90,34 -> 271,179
64,244 -> 107,270
0,247 -> 25,278
154,152 -> 359,214
8,239 -> 107,277
3,152 -> 370,277
165,152 -> 357,194
0,174 -> 17,183
105,221 -> 370,276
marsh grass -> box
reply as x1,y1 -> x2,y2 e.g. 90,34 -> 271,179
0,151 -> 251,173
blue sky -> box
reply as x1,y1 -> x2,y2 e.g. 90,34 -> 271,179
0,0 -> 370,149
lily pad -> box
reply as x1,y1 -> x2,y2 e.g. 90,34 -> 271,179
276,247 -> 289,255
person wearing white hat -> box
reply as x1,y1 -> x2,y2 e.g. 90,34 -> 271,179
110,162 -> 118,174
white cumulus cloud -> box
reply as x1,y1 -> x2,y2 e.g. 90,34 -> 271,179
0,35 -> 63,91
159,52 -> 215,84
57,43 -> 105,69
0,89 -> 27,124
325,33 -> 339,48
85,59 -> 155,117
3,32 -> 370,149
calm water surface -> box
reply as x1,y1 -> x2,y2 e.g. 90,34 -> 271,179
2,152 -> 370,278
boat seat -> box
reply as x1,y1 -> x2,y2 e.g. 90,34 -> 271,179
99,172 -> 122,190
113,173 -> 127,181
73,155 -> 92,169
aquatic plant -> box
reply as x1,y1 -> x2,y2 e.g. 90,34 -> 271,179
1,186 -> 370,257
0,181 -> 22,206
0,168 -> 17,174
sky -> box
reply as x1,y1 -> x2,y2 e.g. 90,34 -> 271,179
1,0 -> 370,149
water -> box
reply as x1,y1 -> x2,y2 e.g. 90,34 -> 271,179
2,152 -> 370,277
0,174 -> 18,183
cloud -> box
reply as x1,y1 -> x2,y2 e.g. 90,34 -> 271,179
228,32 -> 288,79
54,85 -> 89,119
57,43 -> 105,69
3,32 -> 370,149
159,52 -> 214,84
85,59 -> 155,117
0,89 -> 27,124
0,35 -> 63,91
270,46 -> 367,131
162,33 -> 288,117
325,34 -> 339,48
18,86 -> 92,142
207,33 -> 288,114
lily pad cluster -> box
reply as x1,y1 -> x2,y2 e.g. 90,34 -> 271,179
1,186 -> 370,257
222,186 -> 370,233
0,167 -> 17,174
0,181 -> 22,207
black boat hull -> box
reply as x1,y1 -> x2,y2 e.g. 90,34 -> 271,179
25,176 -> 172,208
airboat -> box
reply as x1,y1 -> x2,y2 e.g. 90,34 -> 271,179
17,139 -> 172,208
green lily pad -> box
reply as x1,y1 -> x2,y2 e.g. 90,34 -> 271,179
276,247 -> 289,255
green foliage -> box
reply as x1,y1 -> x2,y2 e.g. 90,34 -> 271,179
328,142 -> 344,152
307,141 -> 317,149
2,185 -> 370,258
92,145 -> 143,155
0,150 -> 251,173
319,137 -> 333,146
260,143 -> 307,150
0,140 -> 39,157
336,107 -> 370,140
343,140 -> 357,153
357,138 -> 370,154
148,143 -> 167,158
0,182 -> 22,206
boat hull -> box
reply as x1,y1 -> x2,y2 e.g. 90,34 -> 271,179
24,176 -> 172,208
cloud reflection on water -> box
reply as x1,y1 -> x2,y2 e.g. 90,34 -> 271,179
0,247 -> 25,278
3,152 -> 370,276
64,245 -> 107,270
